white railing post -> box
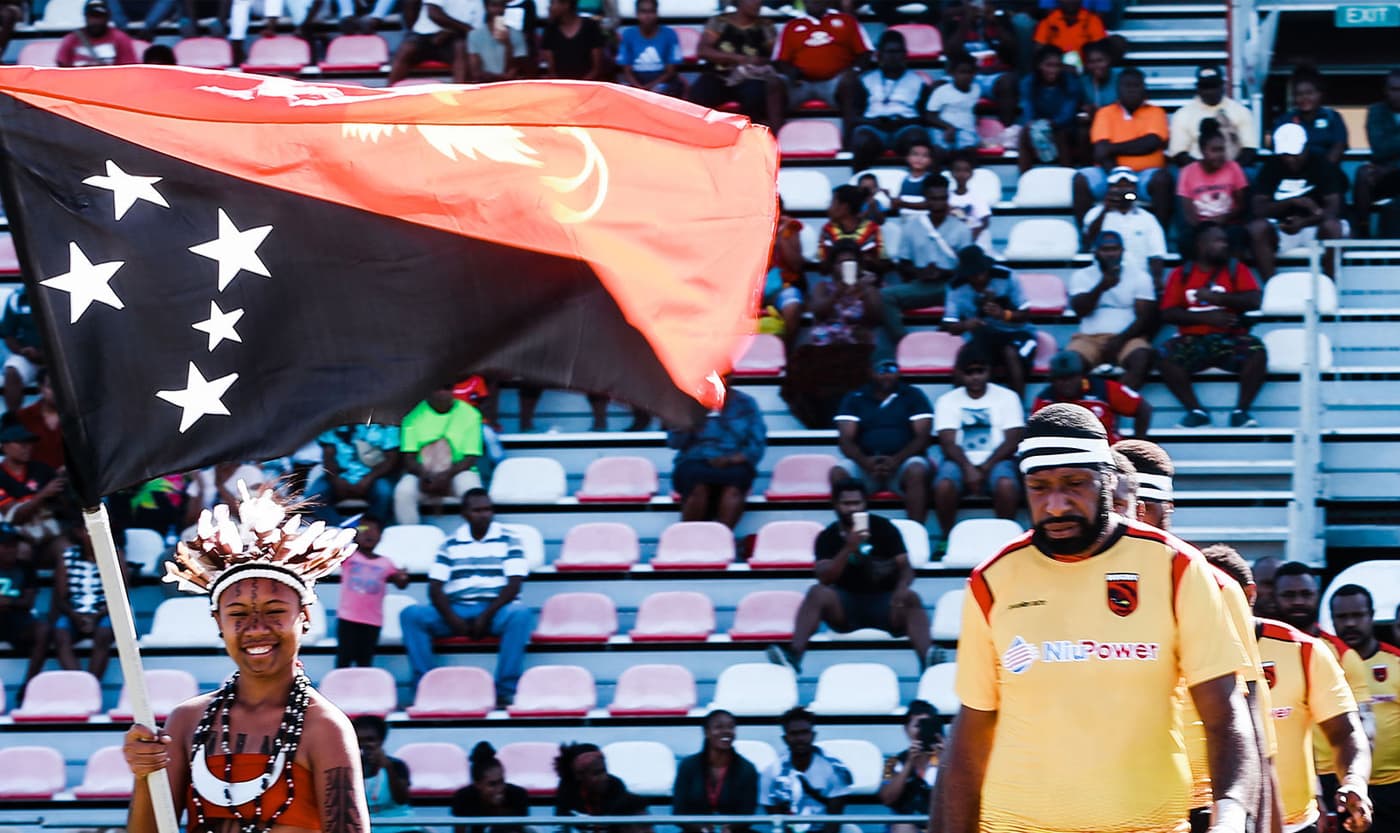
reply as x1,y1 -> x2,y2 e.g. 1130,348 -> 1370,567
1288,243 -> 1325,564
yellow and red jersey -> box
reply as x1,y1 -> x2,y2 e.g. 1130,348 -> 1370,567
1361,641 -> 1400,785
1313,630 -> 1371,777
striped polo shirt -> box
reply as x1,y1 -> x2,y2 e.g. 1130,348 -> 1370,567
429,521 -> 528,601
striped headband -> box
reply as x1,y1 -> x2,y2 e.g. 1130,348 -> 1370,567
208,563 -> 316,611
1018,434 -> 1114,473
1135,472 -> 1174,503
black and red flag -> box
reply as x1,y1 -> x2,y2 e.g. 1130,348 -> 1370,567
0,67 -> 777,503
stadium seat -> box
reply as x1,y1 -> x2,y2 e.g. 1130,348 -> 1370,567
1011,166 -> 1076,208
576,456 -> 658,503
242,35 -> 311,73
129,38 -> 152,56
819,739 -> 884,794
1004,218 -> 1080,260
319,666 -> 398,717
174,37 -> 234,69
779,120 -> 843,158
406,666 -> 495,718
732,334 -> 787,377
109,668 -> 198,721
888,23 -> 942,58
709,663 -> 798,715
532,592 -> 618,642
395,742 -> 468,796
944,166 -> 1003,206
503,522 -> 546,571
1016,272 -> 1069,315
0,746 -> 65,799
943,518 -> 1024,568
377,593 -> 418,646
750,520 -> 822,568
765,453 -> 840,500
896,330 -> 964,373
676,26 -> 701,61
495,742 -> 561,795
319,34 -> 390,72
809,663 -> 901,715
652,521 -> 735,569
1321,560 -> 1400,631
603,741 -> 677,796
1032,330 -> 1059,373
508,665 -> 596,716
976,117 -> 1007,151
73,746 -> 134,799
799,221 -> 820,262
631,591 -> 715,641
16,40 -> 62,67
1261,272 -> 1339,315
376,524 -> 445,573
12,670 -> 102,722
555,522 -> 640,571
1263,329 -> 1333,372
893,518 -> 932,567
123,527 -> 166,575
917,662 -> 959,715
734,739 -> 778,774
489,457 -> 568,503
0,236 -> 16,277
932,588 -> 965,642
608,664 -> 697,715
141,597 -> 221,647
778,169 -> 834,212
729,590 -> 803,641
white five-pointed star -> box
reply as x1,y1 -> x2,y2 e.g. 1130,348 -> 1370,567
156,363 -> 239,433
40,242 -> 125,323
191,300 -> 245,351
188,209 -> 273,291
82,161 -> 169,221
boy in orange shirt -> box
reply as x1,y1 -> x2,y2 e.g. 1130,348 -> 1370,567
1033,0 -> 1106,66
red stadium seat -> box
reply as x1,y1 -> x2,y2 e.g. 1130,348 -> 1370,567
16,40 -> 61,67
731,334 -> 787,377
896,331 -> 964,374
906,305 -> 945,318
129,37 -> 151,56
406,666 -> 495,718
507,665 -> 596,716
242,35 -> 311,73
319,34 -> 389,72
576,456 -> 658,503
496,742 -> 561,795
0,235 -> 20,278
1017,272 -> 1069,315
174,37 -> 234,69
1032,330 -> 1059,373
318,666 -> 398,717
630,591 -> 715,641
395,742 -> 468,797
778,120 -> 842,158
74,746 -> 134,799
532,592 -> 618,643
676,26 -> 700,61
554,522 -> 640,571
109,668 -> 198,721
750,520 -> 822,568
12,670 -> 101,722
764,453 -> 840,500
608,664 -> 696,716
651,521 -> 735,569
729,590 -> 804,641
0,746 -> 65,798
976,117 -> 1006,155
889,23 -> 942,59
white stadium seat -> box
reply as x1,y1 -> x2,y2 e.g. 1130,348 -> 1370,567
709,663 -> 798,716
1004,218 -> 1079,260
602,741 -> 677,796
809,663 -> 901,715
943,518 -> 1025,568
917,662 -> 960,715
141,597 -> 220,647
1261,272 -> 1339,315
489,457 -> 568,503
1011,166 -> 1076,208
779,169 -> 833,212
817,739 -> 884,795
376,524 -> 445,573
893,518 -> 932,567
1262,329 -> 1333,372
932,589 -> 965,642
1320,560 -> 1400,631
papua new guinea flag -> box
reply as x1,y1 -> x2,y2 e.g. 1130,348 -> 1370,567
0,67 -> 778,503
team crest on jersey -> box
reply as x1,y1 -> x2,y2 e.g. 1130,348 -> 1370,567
1106,572 -> 1139,617
1262,661 -> 1277,688
1376,665 -> 1389,683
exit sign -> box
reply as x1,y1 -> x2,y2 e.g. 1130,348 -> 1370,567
1336,4 -> 1400,26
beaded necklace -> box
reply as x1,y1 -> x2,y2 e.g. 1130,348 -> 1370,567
189,669 -> 311,833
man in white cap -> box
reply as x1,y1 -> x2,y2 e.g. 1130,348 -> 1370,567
1247,122 -> 1348,279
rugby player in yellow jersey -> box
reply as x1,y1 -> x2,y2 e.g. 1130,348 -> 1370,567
939,404 -> 1257,833
1204,546 -> 1373,833
1330,587 -> 1400,831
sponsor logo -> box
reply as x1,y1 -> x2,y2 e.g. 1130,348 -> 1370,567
1106,572 -> 1139,617
1262,661 -> 1277,689
1375,665 -> 1390,683
1002,636 -> 1037,674
803,31 -> 835,47
1040,639 -> 1161,662
1008,599 -> 1047,610
1270,706 -> 1293,719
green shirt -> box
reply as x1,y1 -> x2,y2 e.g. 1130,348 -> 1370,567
399,400 -> 483,469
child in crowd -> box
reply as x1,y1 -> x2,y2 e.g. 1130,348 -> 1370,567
856,173 -> 888,225
926,52 -> 981,164
891,140 -> 934,215
353,715 -> 422,832
617,0 -> 683,96
947,151 -> 993,252
335,515 -> 410,668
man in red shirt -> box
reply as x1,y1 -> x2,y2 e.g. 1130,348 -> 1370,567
55,0 -> 137,67
1031,350 -> 1151,443
772,0 -> 870,129
1157,222 -> 1267,429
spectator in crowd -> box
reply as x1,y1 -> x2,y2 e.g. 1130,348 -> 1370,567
673,709 -> 761,832
891,141 -> 934,216
395,384 -> 484,525
14,372 -> 63,471
1065,230 -> 1156,389
1274,66 -> 1348,165
820,185 -> 884,275
1168,65 -> 1258,168
1109,448 -> 1137,515
1082,167 -> 1168,289
0,422 -> 66,563
847,30 -> 929,173
932,345 -> 1024,543
352,715 -> 419,830
56,0 -> 138,67
768,478 -> 931,671
948,152 -> 994,252
617,0 -> 683,96
762,198 -> 806,341
854,174 -> 888,225
667,380 -> 766,530
1336,590 -> 1400,830
1157,223 -> 1266,428
1078,39 -> 1120,117
940,0 -> 1019,127
307,422 -> 400,523
452,742 -> 531,833
1111,439 -> 1173,529
771,0 -> 870,129
0,523 -> 50,695
0,0 -> 20,67
1018,43 -> 1081,170
1032,0 -> 1105,67
555,743 -> 650,832
1032,351 -> 1150,443
1248,122 -> 1348,280
540,0 -> 607,80
399,489 -> 533,707
924,52 -> 980,164
941,246 -> 1036,396
335,516 -> 410,669
468,0 -> 528,82
884,178 -> 973,349
1176,119 -> 1250,258
46,523 -> 117,681
761,708 -> 853,833
1251,555 -> 1282,620
1355,69 -> 1400,235
831,359 -> 933,524
689,0 -> 779,127
0,285 -> 43,415
1075,67 -> 1174,229
879,700 -> 940,833
386,0 -> 477,84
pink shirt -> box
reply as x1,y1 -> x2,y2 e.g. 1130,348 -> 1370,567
337,551 -> 399,626
1176,160 -> 1247,222
55,28 -> 137,67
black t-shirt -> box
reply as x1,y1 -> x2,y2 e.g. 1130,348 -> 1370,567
0,561 -> 36,602
541,17 -> 605,79
0,460 -> 56,512
815,513 -> 906,594
1253,154 -> 1345,218
450,782 -> 531,833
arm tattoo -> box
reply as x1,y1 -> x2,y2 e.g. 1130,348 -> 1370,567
323,766 -> 364,833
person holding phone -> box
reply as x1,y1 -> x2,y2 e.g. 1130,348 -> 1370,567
879,700 -> 941,833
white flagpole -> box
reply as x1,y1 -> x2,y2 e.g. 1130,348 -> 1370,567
83,503 -> 180,833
